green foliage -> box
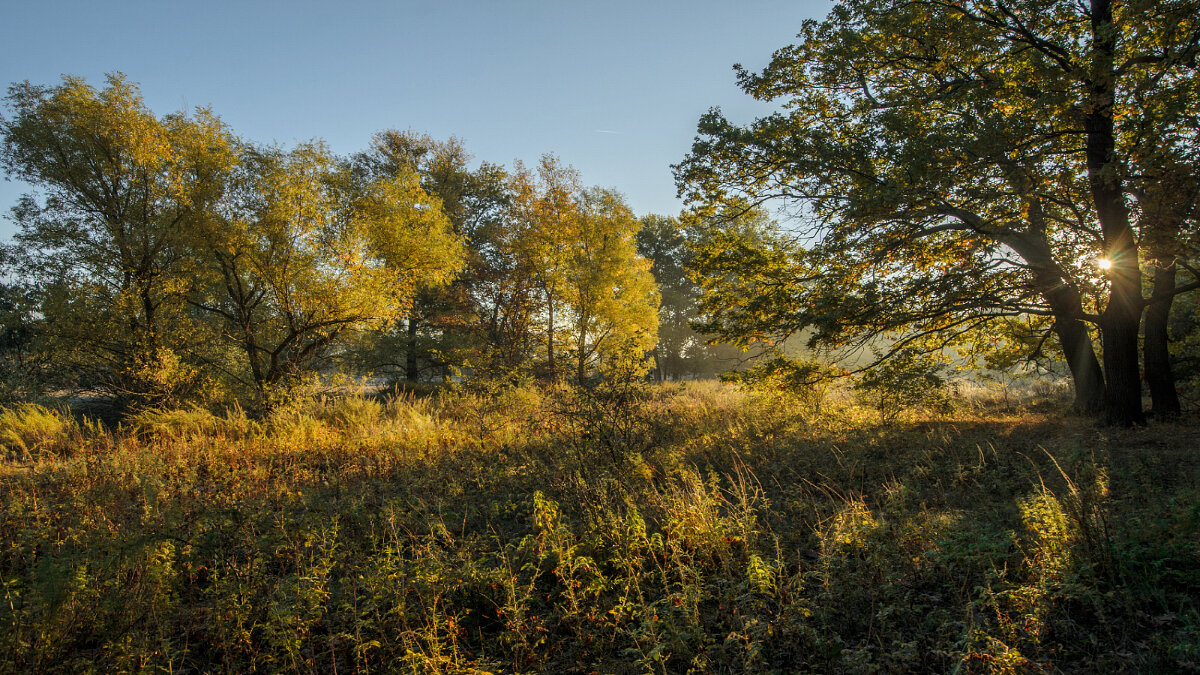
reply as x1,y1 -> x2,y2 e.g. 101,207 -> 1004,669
0,281 -> 45,402
675,0 -> 1200,422
636,213 -> 749,381
682,203 -> 799,351
853,350 -> 951,423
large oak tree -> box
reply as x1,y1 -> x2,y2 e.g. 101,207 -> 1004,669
676,0 -> 1200,424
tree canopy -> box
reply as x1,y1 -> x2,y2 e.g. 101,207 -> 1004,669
676,0 -> 1200,424
1,75 -> 465,407
1,75 -> 670,408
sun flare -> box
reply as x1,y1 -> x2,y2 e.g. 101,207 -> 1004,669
1097,258 -> 1112,270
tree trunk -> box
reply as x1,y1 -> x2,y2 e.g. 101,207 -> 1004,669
1054,316 -> 1106,415
1031,262 -> 1105,414
1005,230 -> 1105,414
546,293 -> 556,378
1086,0 -> 1145,426
576,311 -> 589,383
1099,291 -> 1145,426
406,316 -> 419,382
1144,263 -> 1181,419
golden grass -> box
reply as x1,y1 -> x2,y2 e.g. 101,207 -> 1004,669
0,383 -> 1196,673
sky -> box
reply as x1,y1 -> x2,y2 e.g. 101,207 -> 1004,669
0,0 -> 833,240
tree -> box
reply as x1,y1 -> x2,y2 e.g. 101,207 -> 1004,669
0,276 -> 44,400
676,0 -> 1200,424
682,203 -> 814,375
353,131 -> 512,382
635,209 -> 782,381
560,188 -> 659,381
2,75 -> 465,407
635,215 -> 693,380
1,73 -> 236,405
507,155 -> 584,378
187,142 -> 463,401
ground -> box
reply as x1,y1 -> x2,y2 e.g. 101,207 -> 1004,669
0,382 -> 1197,673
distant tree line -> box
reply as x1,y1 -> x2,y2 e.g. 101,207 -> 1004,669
0,74 -> 740,412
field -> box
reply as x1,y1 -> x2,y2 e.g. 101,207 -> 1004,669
1,382 -> 1198,673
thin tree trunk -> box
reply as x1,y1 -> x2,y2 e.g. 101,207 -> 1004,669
576,311 -> 588,382
1144,262 -> 1181,419
406,316 -> 419,382
546,293 -> 556,378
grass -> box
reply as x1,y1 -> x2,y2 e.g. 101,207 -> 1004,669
0,381 -> 1197,673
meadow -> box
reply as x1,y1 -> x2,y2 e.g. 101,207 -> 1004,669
0,381 -> 1197,673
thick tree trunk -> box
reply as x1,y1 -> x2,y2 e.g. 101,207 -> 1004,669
1005,229 -> 1105,414
1026,244 -> 1104,413
406,316 -> 419,382
1086,0 -> 1145,426
1144,263 -> 1181,419
1054,316 -> 1106,415
1099,290 -> 1145,426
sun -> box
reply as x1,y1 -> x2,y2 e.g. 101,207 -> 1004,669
1097,258 -> 1112,270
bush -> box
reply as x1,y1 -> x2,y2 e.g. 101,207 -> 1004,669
853,349 -> 951,423
726,354 -> 843,413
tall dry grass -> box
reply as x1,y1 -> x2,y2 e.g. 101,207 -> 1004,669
0,382 -> 1196,673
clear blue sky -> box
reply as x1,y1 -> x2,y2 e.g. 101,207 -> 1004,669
1,1 -> 832,239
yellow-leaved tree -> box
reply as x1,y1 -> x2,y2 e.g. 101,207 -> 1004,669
507,156 -> 658,381
0,73 -> 237,406
187,142 -> 464,402
561,187 -> 659,381
507,155 -> 583,378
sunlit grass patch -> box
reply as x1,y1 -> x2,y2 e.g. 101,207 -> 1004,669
0,403 -> 78,460
126,405 -> 257,442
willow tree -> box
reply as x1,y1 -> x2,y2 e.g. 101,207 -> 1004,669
676,0 -> 1200,424
187,142 -> 464,400
1,74 -> 236,404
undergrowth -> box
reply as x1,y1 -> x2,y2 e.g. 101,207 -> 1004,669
0,382 -> 1197,673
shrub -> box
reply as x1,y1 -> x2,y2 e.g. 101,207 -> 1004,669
853,349 -> 951,423
726,354 -> 843,414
